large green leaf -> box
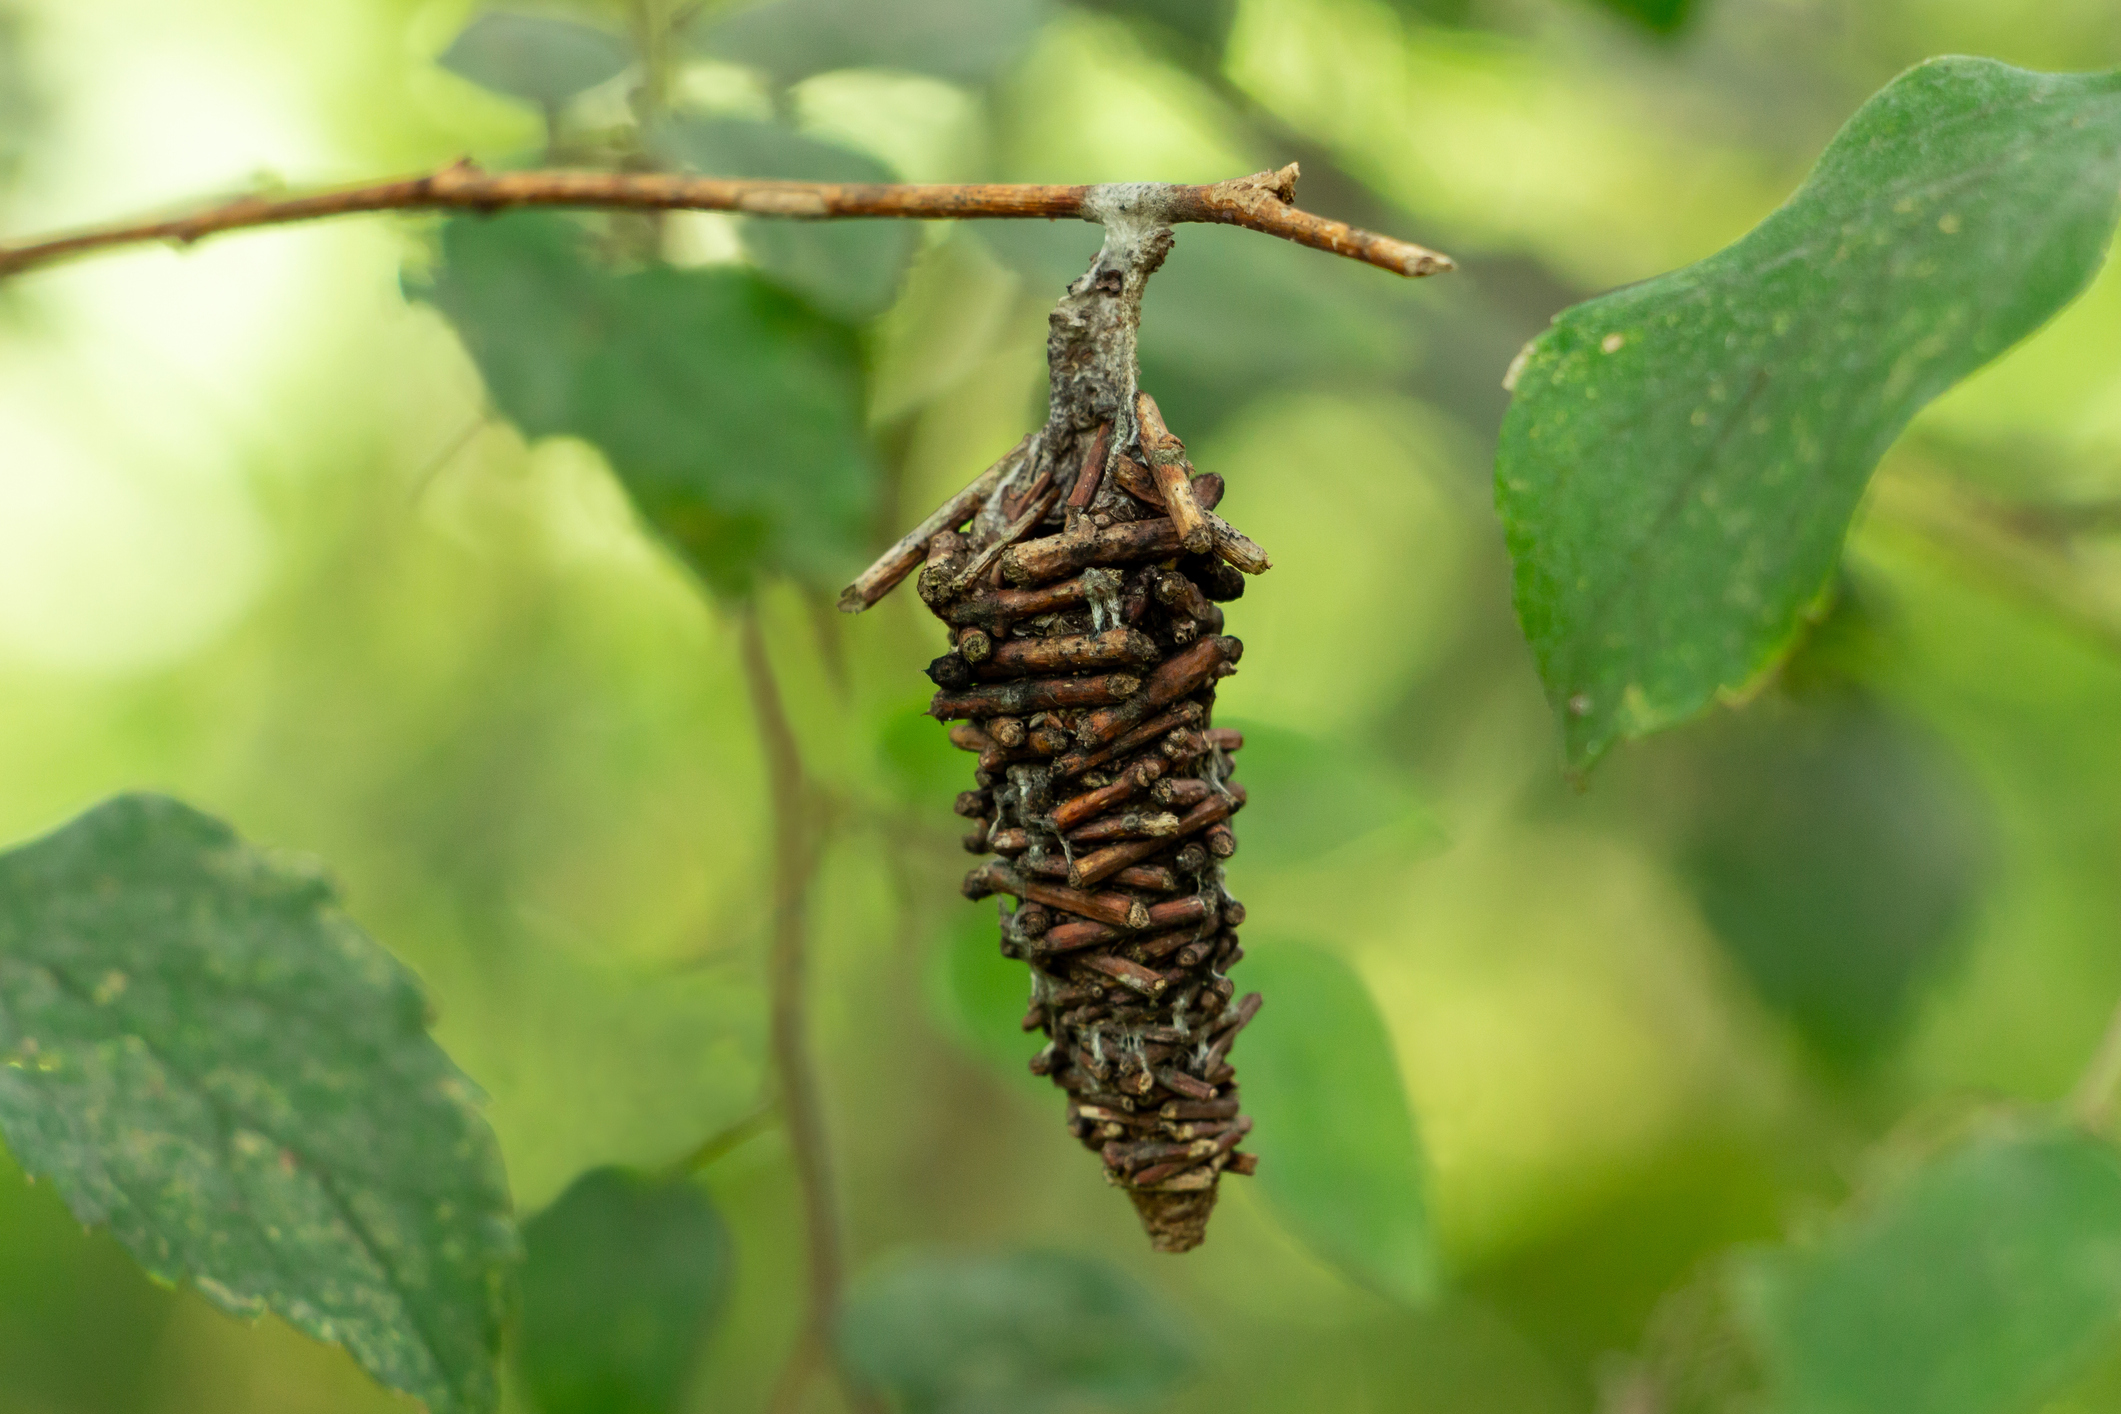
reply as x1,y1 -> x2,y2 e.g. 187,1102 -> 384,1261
0,794 -> 515,1414
1236,941 -> 1435,1306
838,1249 -> 1194,1414
412,212 -> 876,595
517,1167 -> 731,1414
655,116 -> 918,321
1736,1122 -> 2121,1414
1497,59 -> 2121,769
697,0 -> 1051,87
438,12 -> 634,107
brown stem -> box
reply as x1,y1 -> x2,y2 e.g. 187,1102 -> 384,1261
0,161 -> 1452,282
735,606 -> 879,1414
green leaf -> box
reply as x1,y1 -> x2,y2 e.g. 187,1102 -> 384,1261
1588,0 -> 1696,34
1235,941 -> 1435,1306
1496,59 -> 2121,769
0,794 -> 515,1414
1218,718 -> 1434,866
1736,1122 -> 2121,1414
655,116 -> 918,321
411,212 -> 877,595
438,11 -> 634,107
697,0 -> 1051,87
1673,689 -> 1992,1068
517,1167 -> 731,1414
838,1249 -> 1194,1414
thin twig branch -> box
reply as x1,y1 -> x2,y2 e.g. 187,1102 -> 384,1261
0,160 -> 1452,281
665,1100 -> 779,1179
735,606 -> 883,1414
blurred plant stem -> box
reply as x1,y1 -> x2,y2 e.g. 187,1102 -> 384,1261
667,1100 -> 779,1178
1868,462 -> 2121,659
2072,994 -> 2121,1128
736,603 -> 882,1414
627,0 -> 674,130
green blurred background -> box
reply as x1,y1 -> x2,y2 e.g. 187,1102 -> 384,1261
2,0 -> 2120,1409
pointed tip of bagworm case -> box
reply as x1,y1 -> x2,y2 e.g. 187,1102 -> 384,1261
835,585 -> 868,613
1129,1186 -> 1218,1253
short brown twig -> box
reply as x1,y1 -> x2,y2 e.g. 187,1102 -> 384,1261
0,161 -> 1452,282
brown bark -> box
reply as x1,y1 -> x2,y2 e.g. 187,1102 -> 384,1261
978,627 -> 1161,678
966,863 -> 1151,931
1047,701 -> 1206,781
1002,517 -> 1185,586
949,483 -> 1060,597
1070,636 -> 1242,750
838,438 -> 1027,611
944,577 -> 1093,633
928,672 -> 1142,720
1066,422 -> 1112,511
1135,393 -> 1212,554
1069,786 -> 1245,888
1038,893 -> 1219,954
1067,809 -> 1183,845
1018,855 -> 1183,894
1047,755 -> 1167,832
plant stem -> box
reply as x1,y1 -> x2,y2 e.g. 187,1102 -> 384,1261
0,163 -> 1451,281
666,1101 -> 778,1179
734,603 -> 880,1414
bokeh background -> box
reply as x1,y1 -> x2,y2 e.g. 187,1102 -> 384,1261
2,0 -> 2120,1409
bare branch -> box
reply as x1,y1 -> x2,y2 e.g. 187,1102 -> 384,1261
0,160 -> 1453,281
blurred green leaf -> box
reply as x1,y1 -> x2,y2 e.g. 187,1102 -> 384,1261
518,1167 -> 731,1414
1236,941 -> 1436,1306
839,1249 -> 1194,1413
927,905 -> 1036,1079
655,115 -> 918,321
0,7 -> 40,191
1068,0 -> 1237,54
1220,718 -> 1433,866
1496,58 -> 2121,770
0,794 -> 515,1414
880,697 -> 973,807
412,212 -> 876,595
1675,691 -> 1991,1067
1589,0 -> 1697,34
697,0 -> 1051,87
980,222 -> 1423,439
438,11 -> 634,106
1737,1121 -> 2121,1414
